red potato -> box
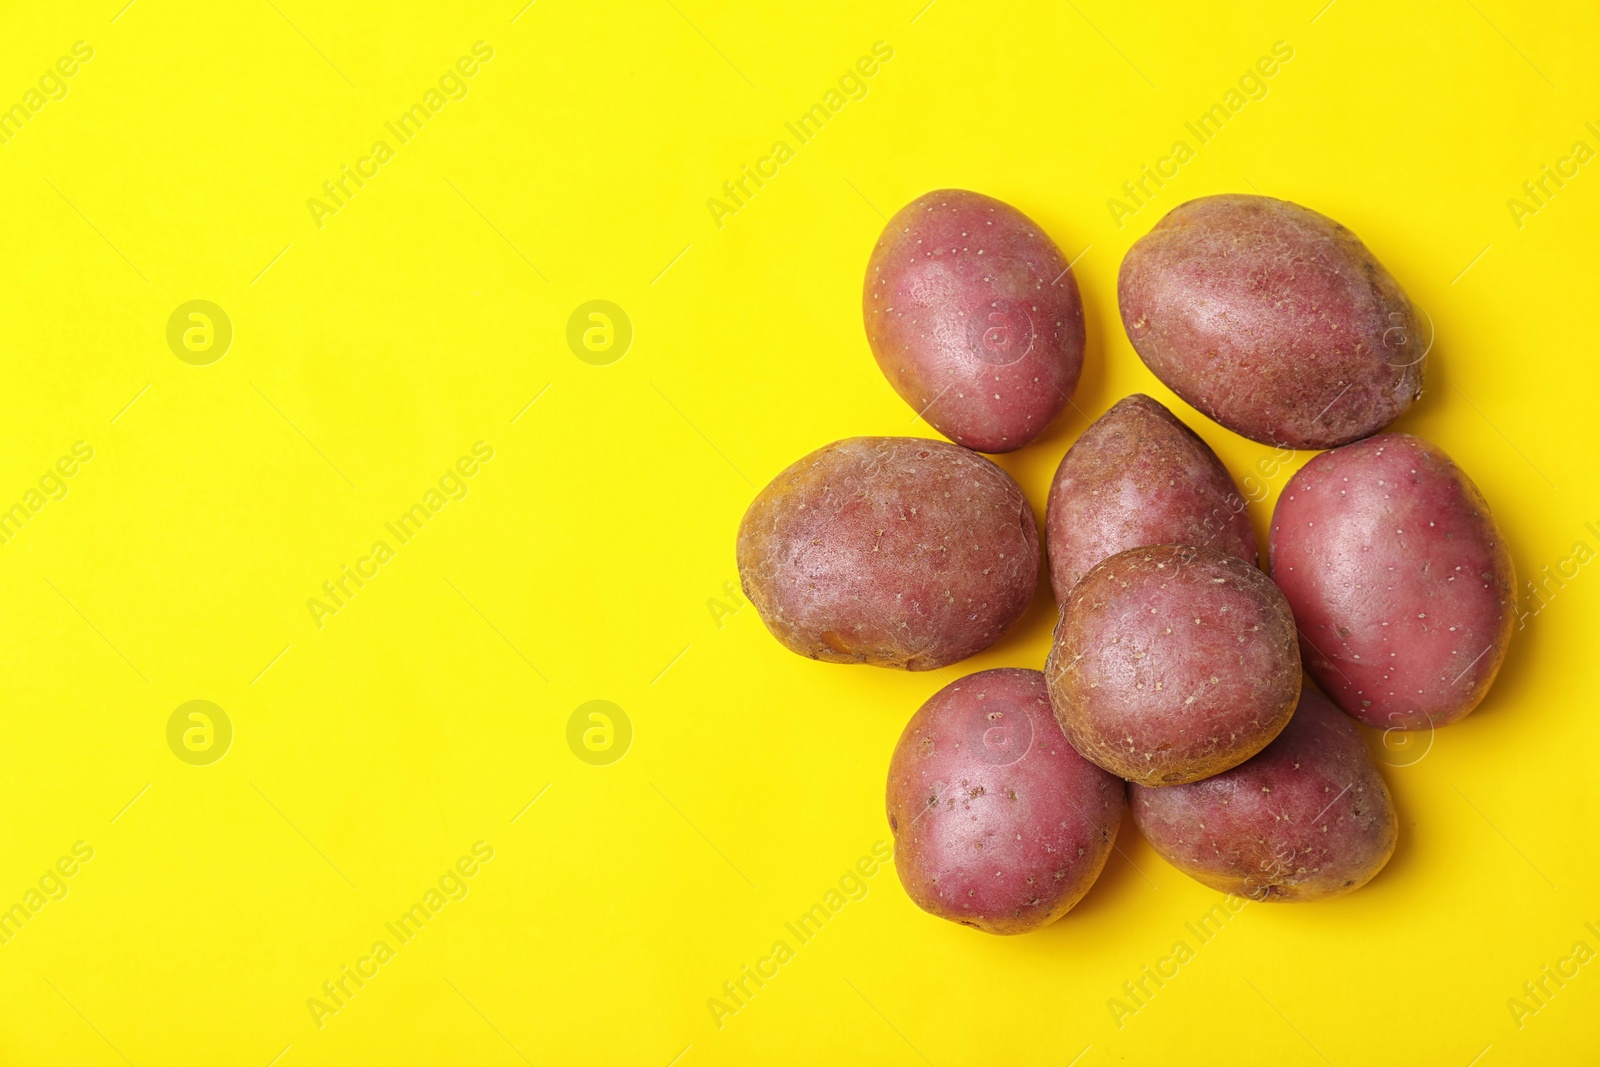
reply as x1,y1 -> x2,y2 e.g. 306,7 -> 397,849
1119,194 -> 1425,449
1270,433 -> 1516,730
1046,544 -> 1300,785
737,437 -> 1039,671
864,189 -> 1086,453
1131,687 -> 1399,902
886,668 -> 1125,934
1045,393 -> 1257,602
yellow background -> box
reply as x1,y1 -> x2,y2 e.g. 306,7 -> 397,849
1,1 -> 1596,1063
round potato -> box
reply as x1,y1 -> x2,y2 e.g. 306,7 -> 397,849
1045,393 -> 1257,602
1118,194 -> 1425,449
1131,687 -> 1399,902
864,189 -> 1086,453
1270,433 -> 1515,730
737,437 -> 1039,671
1046,544 -> 1300,785
886,668 -> 1125,934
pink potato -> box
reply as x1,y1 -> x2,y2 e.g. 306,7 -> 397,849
1118,194 -> 1425,449
886,668 -> 1125,934
1046,544 -> 1300,785
1131,687 -> 1399,902
1045,393 -> 1257,602
864,189 -> 1086,453
1269,433 -> 1516,730
737,437 -> 1039,671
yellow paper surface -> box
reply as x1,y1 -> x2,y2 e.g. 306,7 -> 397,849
2,2 -> 1596,1063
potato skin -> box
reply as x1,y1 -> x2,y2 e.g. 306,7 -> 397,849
737,437 -> 1039,671
864,189 -> 1086,453
886,668 -> 1125,934
1045,393 -> 1257,602
1269,433 -> 1515,730
1131,687 -> 1398,902
1046,544 -> 1300,785
1118,194 -> 1424,449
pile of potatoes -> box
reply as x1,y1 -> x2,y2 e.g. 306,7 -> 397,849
736,189 -> 1516,933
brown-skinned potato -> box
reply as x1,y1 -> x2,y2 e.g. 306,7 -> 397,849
737,437 -> 1039,671
887,668 -> 1125,934
864,189 -> 1086,453
1046,544 -> 1300,785
1045,393 -> 1257,603
1118,194 -> 1425,449
1131,687 -> 1399,902
1270,433 -> 1516,730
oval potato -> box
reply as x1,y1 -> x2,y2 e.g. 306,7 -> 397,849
1118,194 -> 1424,449
1046,544 -> 1300,785
1045,393 -> 1257,602
1131,687 -> 1399,902
737,437 -> 1039,671
887,668 -> 1125,934
865,189 -> 1086,452
1269,432 -> 1515,730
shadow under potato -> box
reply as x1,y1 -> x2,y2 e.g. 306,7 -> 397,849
1034,817 -> 1160,933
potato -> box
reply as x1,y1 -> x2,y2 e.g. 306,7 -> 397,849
1118,194 -> 1424,449
864,189 -> 1086,453
1131,687 -> 1398,902
886,668 -> 1125,933
1270,433 -> 1515,730
1045,393 -> 1257,602
1046,544 -> 1300,785
737,437 -> 1039,671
